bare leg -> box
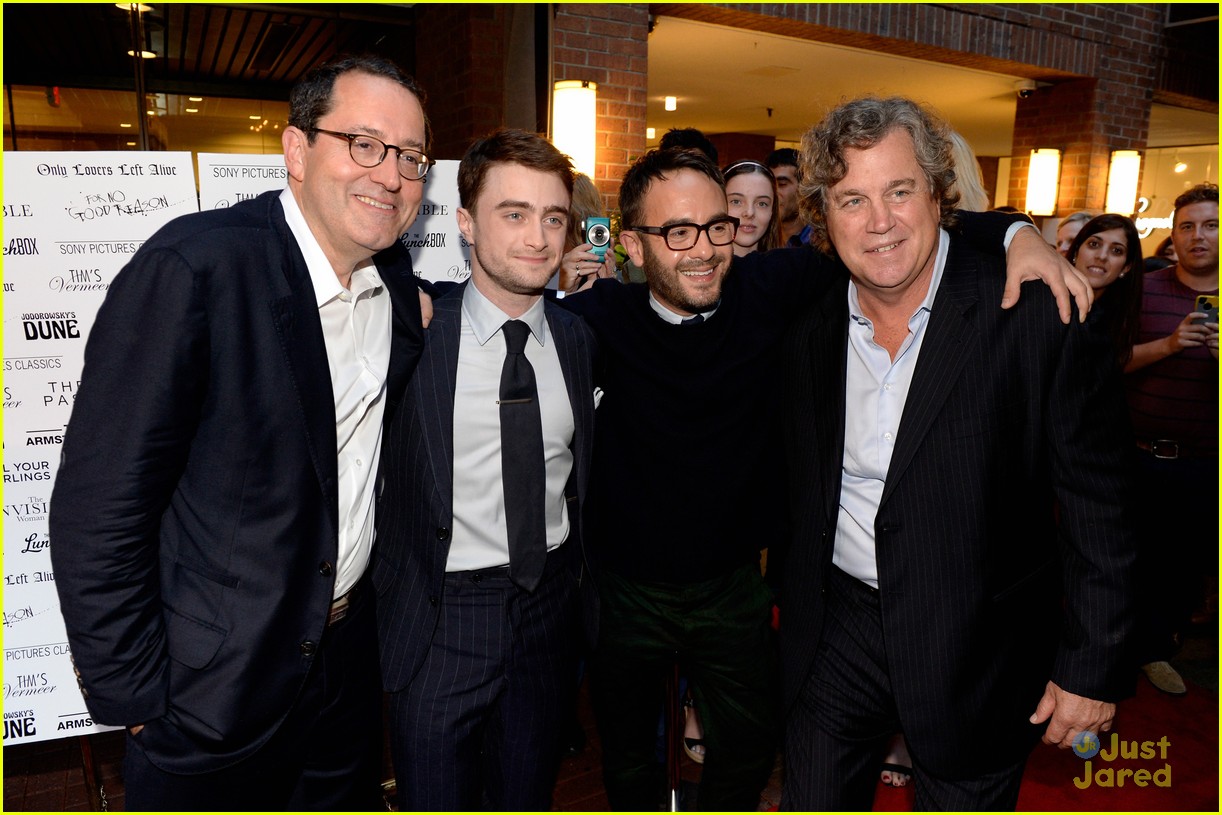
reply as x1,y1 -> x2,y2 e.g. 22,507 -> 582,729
879,733 -> 911,788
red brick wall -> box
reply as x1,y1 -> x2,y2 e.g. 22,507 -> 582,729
553,4 -> 649,212
415,6 -> 512,160
710,133 -> 777,165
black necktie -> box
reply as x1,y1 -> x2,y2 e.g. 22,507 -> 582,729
498,320 -> 546,591
681,314 -> 705,325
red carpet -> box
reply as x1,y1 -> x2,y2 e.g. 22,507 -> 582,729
872,678 -> 1218,811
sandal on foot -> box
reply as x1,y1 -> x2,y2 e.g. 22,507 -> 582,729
684,737 -> 706,764
879,762 -> 911,787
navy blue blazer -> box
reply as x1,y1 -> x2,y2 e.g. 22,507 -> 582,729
779,235 -> 1137,777
49,190 -> 425,772
373,284 -> 599,692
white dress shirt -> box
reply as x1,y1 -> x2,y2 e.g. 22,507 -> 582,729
834,229 -> 950,588
648,292 -> 719,323
280,188 -> 391,599
447,283 -> 574,572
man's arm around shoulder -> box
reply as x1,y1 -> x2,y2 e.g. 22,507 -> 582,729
1028,307 -> 1138,747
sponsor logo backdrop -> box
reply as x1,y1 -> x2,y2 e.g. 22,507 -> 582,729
3,151 -> 198,744
3,152 -> 470,744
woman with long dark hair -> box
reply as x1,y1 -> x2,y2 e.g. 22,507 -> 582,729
1066,213 -> 1144,366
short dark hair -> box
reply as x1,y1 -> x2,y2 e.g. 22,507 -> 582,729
618,148 -> 724,230
1174,183 -> 1219,226
766,147 -> 799,171
457,128 -> 574,210
799,96 -> 959,254
659,128 -> 718,165
1066,213 -> 1144,367
289,54 -> 430,150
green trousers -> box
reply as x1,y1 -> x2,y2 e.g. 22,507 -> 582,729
590,563 -> 779,810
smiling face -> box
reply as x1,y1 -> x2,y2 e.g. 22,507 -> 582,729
824,129 -> 941,309
1172,200 -> 1219,279
726,172 -> 774,256
283,70 -> 427,282
1072,227 -> 1132,291
619,168 -> 733,317
457,162 -> 570,317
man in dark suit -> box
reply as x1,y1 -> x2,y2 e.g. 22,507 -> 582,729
778,96 -> 1137,810
48,55 -> 431,810
374,129 -> 598,810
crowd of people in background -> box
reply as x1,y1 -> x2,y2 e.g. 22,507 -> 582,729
46,50 -> 1216,813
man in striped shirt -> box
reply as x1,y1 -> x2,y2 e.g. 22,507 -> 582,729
1125,182 -> 1218,696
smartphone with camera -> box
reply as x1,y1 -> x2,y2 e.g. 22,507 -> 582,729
583,217 -> 612,261
1191,294 -> 1219,325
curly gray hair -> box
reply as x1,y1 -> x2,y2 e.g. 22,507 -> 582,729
798,96 -> 959,254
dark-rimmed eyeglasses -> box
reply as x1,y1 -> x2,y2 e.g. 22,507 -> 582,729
310,128 -> 432,180
625,217 -> 739,251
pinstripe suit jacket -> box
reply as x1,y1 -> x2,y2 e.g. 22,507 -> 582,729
779,236 -> 1137,777
373,284 -> 599,692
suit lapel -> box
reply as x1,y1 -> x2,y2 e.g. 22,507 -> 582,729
415,290 -> 463,510
267,202 -> 340,537
809,281 -> 851,518
881,241 -> 980,506
545,304 -> 592,506
377,244 -> 426,413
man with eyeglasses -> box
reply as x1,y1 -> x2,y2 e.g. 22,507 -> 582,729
50,54 -> 432,810
559,146 -> 1090,810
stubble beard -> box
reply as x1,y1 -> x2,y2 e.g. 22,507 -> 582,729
471,241 -> 555,297
639,240 -> 727,315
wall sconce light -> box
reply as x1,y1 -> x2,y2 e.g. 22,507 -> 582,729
646,127 -> 656,140
664,96 -> 677,112
1105,150 -> 1141,215
1024,148 -> 1061,217
553,80 -> 598,178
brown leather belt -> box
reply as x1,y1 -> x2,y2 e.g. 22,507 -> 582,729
327,581 -> 364,627
1135,439 -> 1215,460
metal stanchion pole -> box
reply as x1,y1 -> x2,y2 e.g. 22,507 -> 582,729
665,654 -> 683,811
77,734 -> 107,811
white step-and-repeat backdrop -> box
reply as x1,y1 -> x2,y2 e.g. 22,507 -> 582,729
2,152 -> 467,745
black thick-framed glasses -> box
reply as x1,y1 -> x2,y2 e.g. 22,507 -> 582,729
625,217 -> 739,251
310,128 -> 432,180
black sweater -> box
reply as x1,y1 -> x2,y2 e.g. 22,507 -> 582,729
563,247 -> 829,582
561,212 -> 1021,584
